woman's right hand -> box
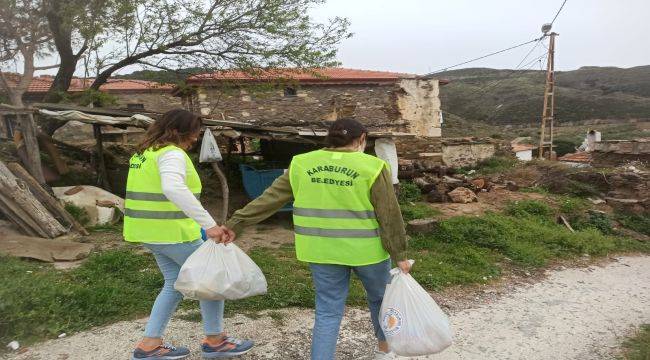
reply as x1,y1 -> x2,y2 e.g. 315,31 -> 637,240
397,260 -> 412,274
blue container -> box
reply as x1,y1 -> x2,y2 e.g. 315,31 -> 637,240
239,164 -> 293,211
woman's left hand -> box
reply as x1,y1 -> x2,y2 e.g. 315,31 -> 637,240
206,225 -> 226,243
397,260 -> 412,274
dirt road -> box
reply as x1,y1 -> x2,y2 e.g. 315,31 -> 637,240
5,256 -> 649,360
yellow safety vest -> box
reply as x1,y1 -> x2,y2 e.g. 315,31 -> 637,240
123,145 -> 202,243
289,149 -> 390,266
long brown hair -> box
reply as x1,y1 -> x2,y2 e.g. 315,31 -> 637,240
137,108 -> 202,153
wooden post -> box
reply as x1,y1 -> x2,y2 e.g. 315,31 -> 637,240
225,138 -> 235,177
93,124 -> 112,191
539,32 -> 557,159
37,131 -> 69,175
17,113 -> 46,184
239,137 -> 246,155
210,162 -> 230,224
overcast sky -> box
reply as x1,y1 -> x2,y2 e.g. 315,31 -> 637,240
7,0 -> 648,77
310,0 -> 650,74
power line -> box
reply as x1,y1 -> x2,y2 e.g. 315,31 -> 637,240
465,36 -> 545,98
550,0 -> 568,26
422,36 -> 543,77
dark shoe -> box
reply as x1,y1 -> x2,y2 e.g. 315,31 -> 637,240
131,343 -> 190,360
202,336 -> 254,358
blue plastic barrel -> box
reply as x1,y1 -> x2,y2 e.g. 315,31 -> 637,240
239,164 -> 293,211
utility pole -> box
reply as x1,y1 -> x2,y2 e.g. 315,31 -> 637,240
538,29 -> 558,159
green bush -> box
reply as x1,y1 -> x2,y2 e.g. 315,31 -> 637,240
616,213 -> 650,236
474,156 -> 518,174
584,212 -> 614,235
400,203 -> 441,222
505,200 -> 553,219
554,139 -> 580,157
558,197 -> 589,216
64,202 -> 90,226
398,181 -> 421,204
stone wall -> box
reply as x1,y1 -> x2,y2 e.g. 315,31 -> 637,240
188,79 -> 442,136
441,139 -> 496,167
111,92 -> 184,112
592,139 -> 650,154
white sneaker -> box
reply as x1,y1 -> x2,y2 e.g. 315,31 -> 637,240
373,350 -> 396,360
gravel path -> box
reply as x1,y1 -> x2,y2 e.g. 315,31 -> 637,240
4,256 -> 649,360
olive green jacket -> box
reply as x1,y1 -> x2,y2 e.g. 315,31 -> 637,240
225,151 -> 408,262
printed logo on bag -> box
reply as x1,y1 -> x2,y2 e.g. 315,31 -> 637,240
381,307 -> 403,337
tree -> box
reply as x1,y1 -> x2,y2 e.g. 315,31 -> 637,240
86,0 -> 350,90
0,0 -> 56,183
0,0 -> 56,107
41,0 -> 120,104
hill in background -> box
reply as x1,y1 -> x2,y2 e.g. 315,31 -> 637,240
438,65 -> 650,125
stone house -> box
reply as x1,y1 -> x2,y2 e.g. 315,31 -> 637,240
176,68 -> 448,164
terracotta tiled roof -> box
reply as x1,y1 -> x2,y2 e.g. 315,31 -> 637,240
511,143 -> 536,152
2,74 -> 172,93
187,67 -> 424,84
558,152 -> 592,163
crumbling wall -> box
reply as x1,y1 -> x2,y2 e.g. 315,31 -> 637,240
442,139 -> 496,167
591,139 -> 650,167
392,136 -> 443,166
395,78 -> 441,137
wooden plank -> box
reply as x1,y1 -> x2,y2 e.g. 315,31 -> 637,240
0,160 -> 66,238
210,163 -> 229,224
7,162 -> 89,236
0,192 -> 41,237
31,102 -> 136,117
93,124 -> 112,191
16,113 -> 46,184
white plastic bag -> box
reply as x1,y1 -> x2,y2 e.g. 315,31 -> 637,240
199,129 -> 222,163
174,241 -> 267,300
380,261 -> 452,356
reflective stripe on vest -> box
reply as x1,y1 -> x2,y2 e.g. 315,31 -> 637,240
123,145 -> 202,243
124,209 -> 189,219
289,149 -> 390,266
125,191 -> 201,201
293,207 -> 376,219
294,226 -> 380,238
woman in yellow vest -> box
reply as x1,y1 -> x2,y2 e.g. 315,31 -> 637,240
123,109 -> 253,360
224,118 -> 411,360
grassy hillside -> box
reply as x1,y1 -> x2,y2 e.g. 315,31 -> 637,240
438,66 -> 650,125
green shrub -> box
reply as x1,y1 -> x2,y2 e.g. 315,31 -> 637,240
400,203 -> 441,222
554,139 -> 580,157
616,213 -> 650,236
64,202 -> 90,226
583,212 -> 614,235
475,156 -> 518,174
505,200 -> 553,219
398,181 -> 421,204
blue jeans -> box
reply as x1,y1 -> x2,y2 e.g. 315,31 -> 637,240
143,239 -> 224,338
309,258 -> 391,360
